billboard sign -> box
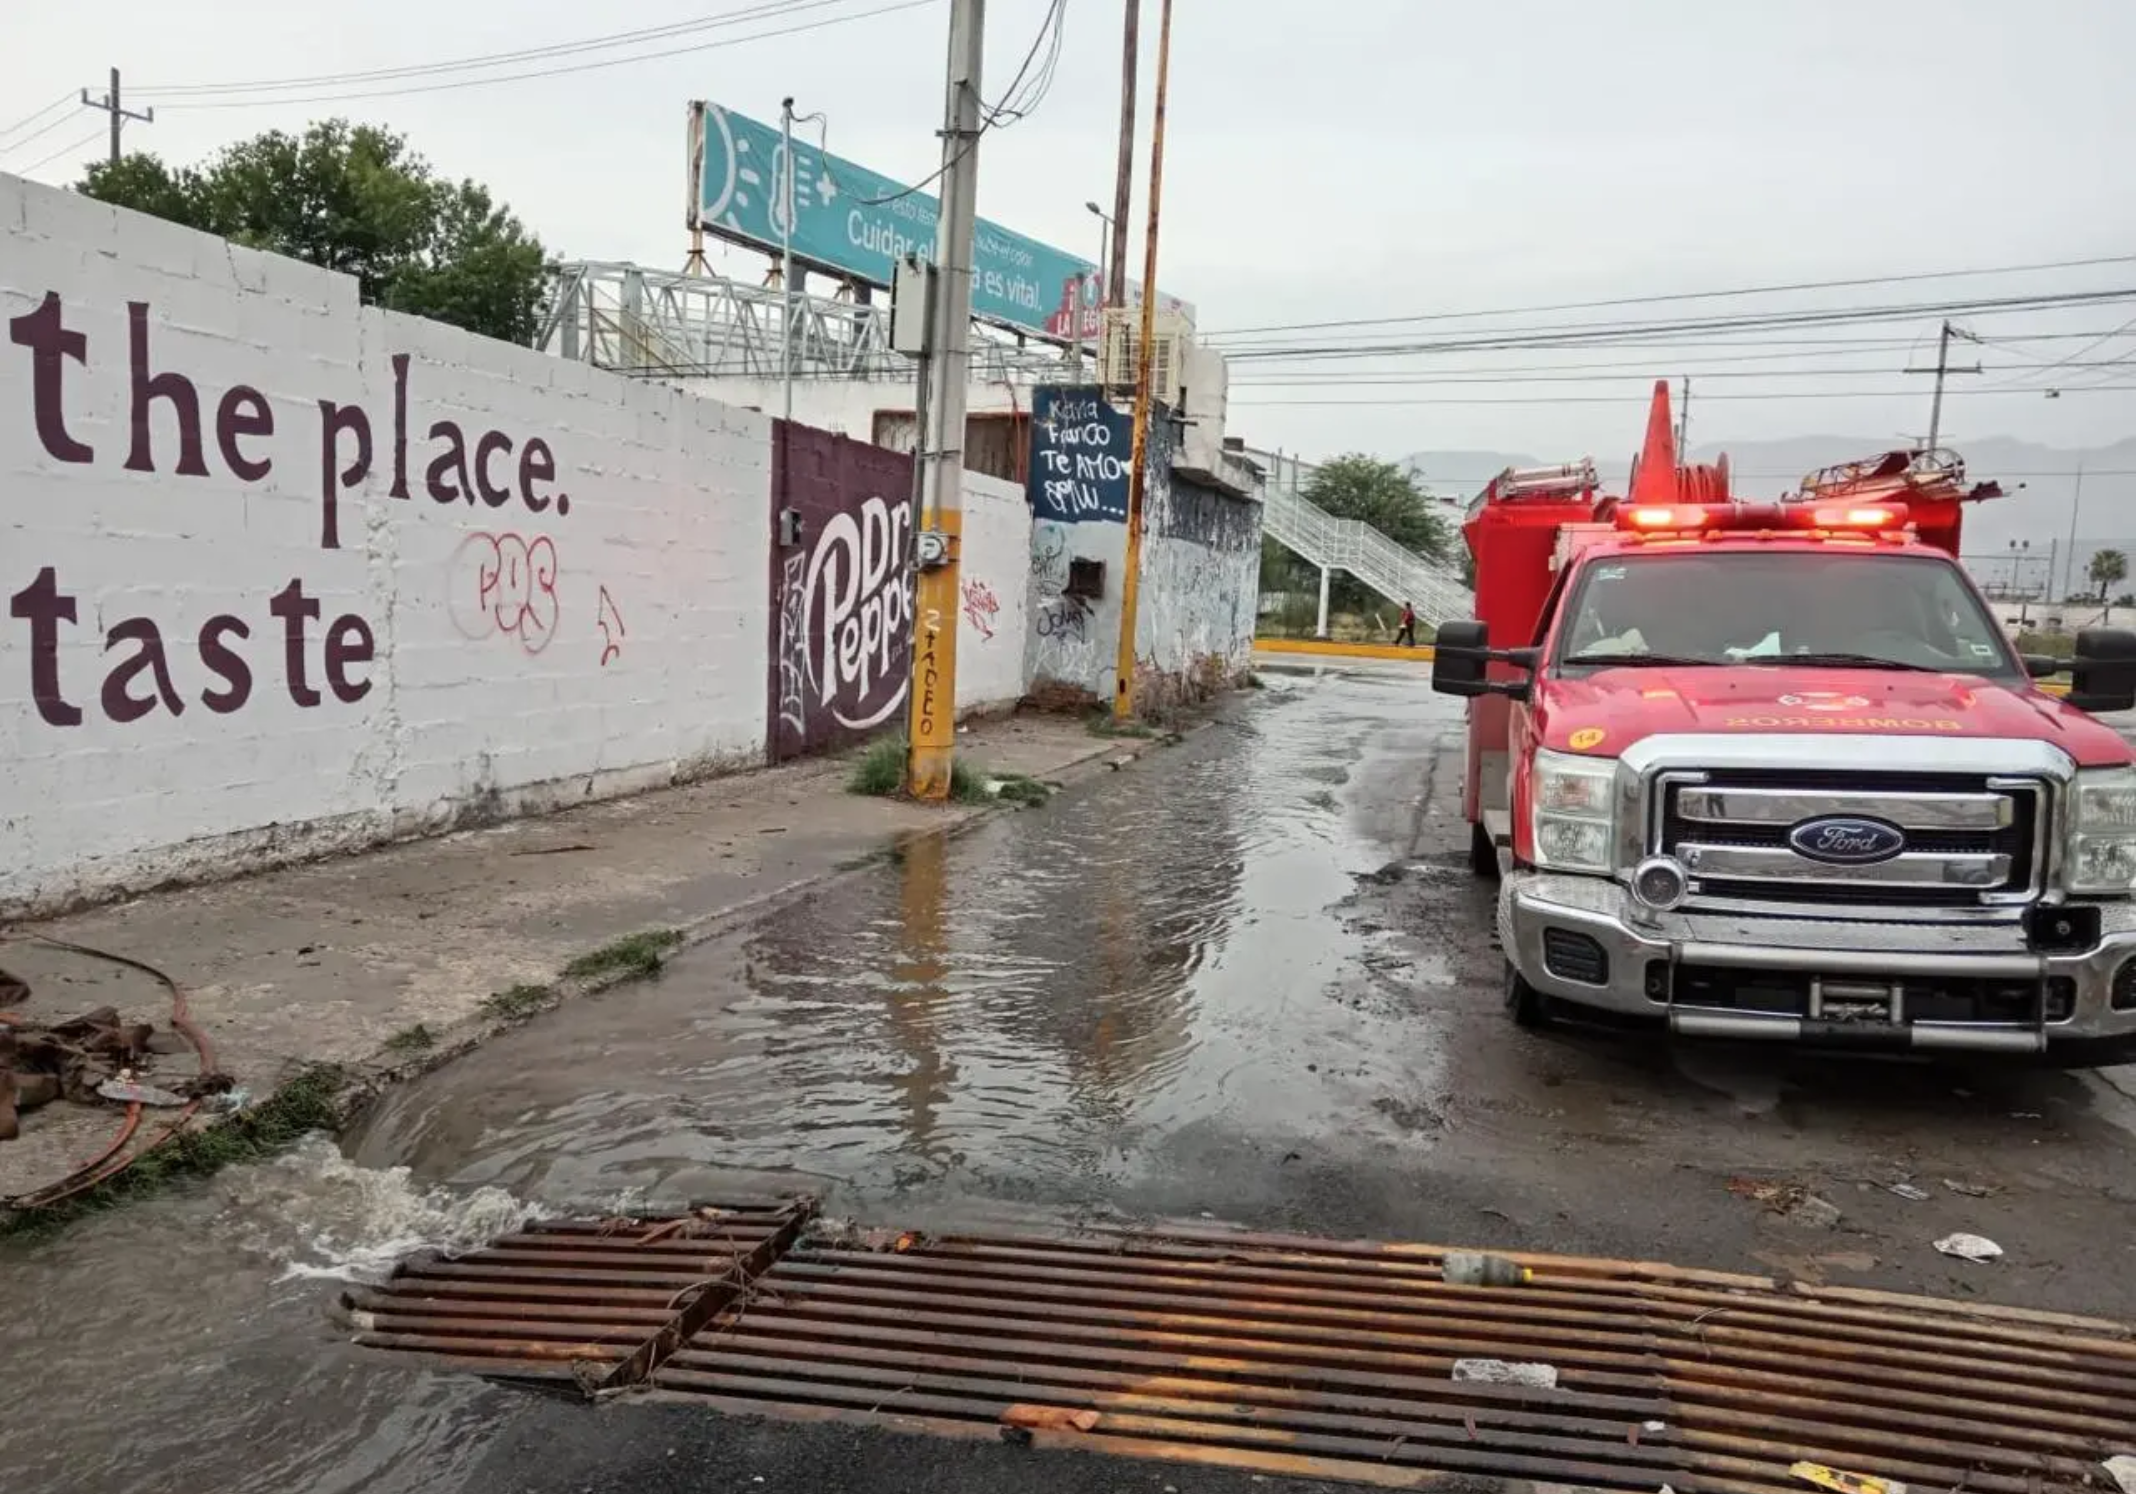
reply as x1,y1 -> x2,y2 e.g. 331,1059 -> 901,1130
687,100 -> 1190,343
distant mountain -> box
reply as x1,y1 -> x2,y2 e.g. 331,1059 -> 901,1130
1404,437 -> 2136,595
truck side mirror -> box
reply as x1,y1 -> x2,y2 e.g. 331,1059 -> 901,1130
1433,620 -> 1535,701
1433,620 -> 1491,696
2020,655 -> 2064,679
2069,628 -> 2136,713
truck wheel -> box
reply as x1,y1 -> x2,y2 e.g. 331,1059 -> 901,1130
1505,962 -> 1556,1029
1469,823 -> 1500,880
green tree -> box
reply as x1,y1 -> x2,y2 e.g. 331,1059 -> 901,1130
2091,548 -> 2129,619
80,120 -> 548,346
1300,454 -> 1452,618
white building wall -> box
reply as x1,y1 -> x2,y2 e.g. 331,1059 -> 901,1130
954,471 -> 1032,712
0,174 -> 772,916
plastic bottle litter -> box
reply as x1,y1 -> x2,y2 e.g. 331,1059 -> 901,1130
1450,1358 -> 1558,1390
1933,1232 -> 2003,1264
1441,1251 -> 1532,1286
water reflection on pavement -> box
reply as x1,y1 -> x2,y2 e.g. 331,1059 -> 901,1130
350,671 -> 1461,1227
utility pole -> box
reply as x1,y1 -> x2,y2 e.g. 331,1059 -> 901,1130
2064,462 -> 2087,601
1111,0 -> 1174,722
779,96 -> 797,423
1675,377 -> 1690,458
80,68 -> 152,167
1107,0 -> 1139,307
1907,320 -> 1981,453
904,0 -> 984,800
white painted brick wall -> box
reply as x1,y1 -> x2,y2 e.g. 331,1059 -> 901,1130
0,173 -> 772,916
954,471 -> 1032,712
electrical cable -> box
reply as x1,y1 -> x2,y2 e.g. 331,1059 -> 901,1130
13,127 -> 106,178
150,0 -> 936,110
1232,358 -> 2136,388
810,0 -> 1063,208
0,92 -> 74,148
1218,288 -> 2136,363
0,107 -> 89,161
1201,253 -> 2136,340
0,935 -> 218,1212
1231,383 -> 2136,407
132,0 -> 874,97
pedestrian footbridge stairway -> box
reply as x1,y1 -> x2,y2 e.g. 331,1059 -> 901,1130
345,1198 -> 2131,1491
1246,447 -> 1474,627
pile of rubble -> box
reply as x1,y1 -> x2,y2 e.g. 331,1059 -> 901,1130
0,966 -> 203,1141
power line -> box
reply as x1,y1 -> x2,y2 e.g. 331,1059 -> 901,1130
0,107 -> 88,160
150,0 -> 935,110
810,0 -> 1063,208
1202,253 -> 2136,340
1231,360 -> 2136,388
0,92 -> 73,147
1231,383 -> 2136,407
14,127 -> 106,178
132,0 -> 876,97
1220,288 -> 2136,363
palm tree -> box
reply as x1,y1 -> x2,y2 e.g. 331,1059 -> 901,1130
2092,549 -> 2130,621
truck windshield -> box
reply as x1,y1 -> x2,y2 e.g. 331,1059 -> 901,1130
1555,551 -> 2020,678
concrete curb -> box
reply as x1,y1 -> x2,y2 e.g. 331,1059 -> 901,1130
1255,638 -> 1436,663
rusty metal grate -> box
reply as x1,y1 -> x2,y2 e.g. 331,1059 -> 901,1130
350,1207 -> 2135,1491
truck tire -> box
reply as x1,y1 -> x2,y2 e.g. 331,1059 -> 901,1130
1505,962 -> 1555,1029
1469,823 -> 1500,880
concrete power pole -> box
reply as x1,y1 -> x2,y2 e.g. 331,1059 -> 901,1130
1107,1 -> 1139,307
904,0 -> 984,800
80,68 -> 152,167
1111,0 -> 1175,722
1909,320 -> 1979,453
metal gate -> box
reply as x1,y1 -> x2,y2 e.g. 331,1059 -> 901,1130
344,1198 -> 2133,1491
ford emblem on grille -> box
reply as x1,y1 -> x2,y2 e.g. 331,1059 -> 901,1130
1787,816 -> 1907,865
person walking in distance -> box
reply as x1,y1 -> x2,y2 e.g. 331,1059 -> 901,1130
1395,601 -> 1417,647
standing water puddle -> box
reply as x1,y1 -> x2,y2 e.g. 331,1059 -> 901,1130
1,674 -> 1464,1493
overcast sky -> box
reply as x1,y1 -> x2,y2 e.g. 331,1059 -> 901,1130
8,0 -> 2136,471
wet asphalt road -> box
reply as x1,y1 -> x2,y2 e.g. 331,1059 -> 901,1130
11,661 -> 2136,1494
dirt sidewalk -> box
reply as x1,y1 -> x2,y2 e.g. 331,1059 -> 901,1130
0,713 -> 1165,1205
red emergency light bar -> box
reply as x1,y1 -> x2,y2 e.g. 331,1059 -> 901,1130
1617,501 -> 1910,534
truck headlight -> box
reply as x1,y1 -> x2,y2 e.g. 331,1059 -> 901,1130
2068,767 -> 2136,894
1531,748 -> 1617,874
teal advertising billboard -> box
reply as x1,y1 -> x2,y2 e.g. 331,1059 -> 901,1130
687,100 -> 1189,343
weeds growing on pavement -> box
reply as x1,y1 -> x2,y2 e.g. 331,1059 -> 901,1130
1087,713 -> 1157,739
847,736 -> 907,796
0,1064 -> 350,1242
383,1023 -> 436,1053
481,982 -> 556,1021
849,736 -> 1000,806
991,773 -> 1053,807
564,929 -> 684,983
948,759 -> 995,805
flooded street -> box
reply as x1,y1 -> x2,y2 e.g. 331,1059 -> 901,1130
349,665 -> 1464,1225
11,664 -> 2136,1494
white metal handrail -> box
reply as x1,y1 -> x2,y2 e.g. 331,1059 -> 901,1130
1243,447 -> 1474,625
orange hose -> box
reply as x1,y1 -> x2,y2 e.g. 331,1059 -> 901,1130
0,935 -> 216,1210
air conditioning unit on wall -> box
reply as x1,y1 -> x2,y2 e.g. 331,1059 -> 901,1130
1100,307 -> 1188,408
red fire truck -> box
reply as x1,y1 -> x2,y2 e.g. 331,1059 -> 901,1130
1435,382 -> 2136,1061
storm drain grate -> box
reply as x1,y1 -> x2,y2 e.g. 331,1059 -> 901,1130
349,1208 -> 2136,1491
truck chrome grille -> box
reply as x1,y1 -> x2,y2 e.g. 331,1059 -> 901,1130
1658,769 -> 2042,909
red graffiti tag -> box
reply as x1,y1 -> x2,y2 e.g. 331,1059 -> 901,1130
597,585 -> 626,666
450,531 -> 559,654
960,577 -> 1000,640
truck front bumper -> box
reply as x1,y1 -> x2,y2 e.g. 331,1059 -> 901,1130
1501,870 -> 2136,1055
